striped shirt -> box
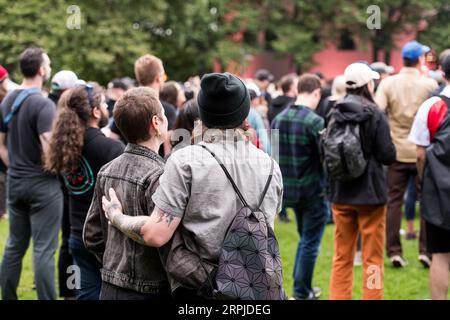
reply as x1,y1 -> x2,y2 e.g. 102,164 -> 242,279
271,105 -> 325,206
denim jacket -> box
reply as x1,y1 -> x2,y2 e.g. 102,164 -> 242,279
83,144 -> 169,294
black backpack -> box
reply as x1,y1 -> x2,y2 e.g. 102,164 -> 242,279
320,110 -> 367,181
200,144 -> 287,300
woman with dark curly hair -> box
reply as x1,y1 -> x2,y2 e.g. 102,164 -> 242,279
45,84 -> 124,300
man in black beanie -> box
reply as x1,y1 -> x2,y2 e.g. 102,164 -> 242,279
197,72 -> 250,129
101,72 -> 285,299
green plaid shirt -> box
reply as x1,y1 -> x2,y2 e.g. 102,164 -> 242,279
271,105 -> 325,206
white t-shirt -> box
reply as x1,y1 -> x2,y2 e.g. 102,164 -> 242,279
409,85 -> 450,147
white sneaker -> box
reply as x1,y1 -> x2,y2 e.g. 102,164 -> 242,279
390,255 -> 408,268
354,251 -> 362,266
418,254 -> 431,268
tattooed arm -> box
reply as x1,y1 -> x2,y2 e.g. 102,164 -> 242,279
102,188 -> 180,247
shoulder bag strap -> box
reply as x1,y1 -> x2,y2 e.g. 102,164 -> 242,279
257,158 -> 274,209
3,88 -> 41,128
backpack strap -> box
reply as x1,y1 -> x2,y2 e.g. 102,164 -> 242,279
3,88 -> 41,129
200,144 -> 250,208
257,158 -> 274,209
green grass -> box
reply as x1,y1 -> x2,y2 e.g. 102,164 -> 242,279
276,209 -> 436,300
0,210 -> 444,300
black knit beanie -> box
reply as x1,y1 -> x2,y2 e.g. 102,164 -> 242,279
197,72 -> 250,129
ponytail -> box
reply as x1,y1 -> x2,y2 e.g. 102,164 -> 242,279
44,84 -> 102,174
44,106 -> 85,174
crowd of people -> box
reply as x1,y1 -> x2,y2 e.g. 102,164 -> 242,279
0,39 -> 449,300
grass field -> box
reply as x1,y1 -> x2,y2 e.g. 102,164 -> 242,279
277,209 -> 433,300
0,210 -> 442,300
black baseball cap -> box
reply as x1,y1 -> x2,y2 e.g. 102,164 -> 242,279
255,69 -> 274,82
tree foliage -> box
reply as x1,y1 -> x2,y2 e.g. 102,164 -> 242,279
0,0 -> 448,85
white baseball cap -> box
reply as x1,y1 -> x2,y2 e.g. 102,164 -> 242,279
370,62 -> 394,75
245,81 -> 261,97
51,70 -> 79,90
344,63 -> 380,89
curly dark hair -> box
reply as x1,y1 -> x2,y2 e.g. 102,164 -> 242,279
44,84 -> 103,174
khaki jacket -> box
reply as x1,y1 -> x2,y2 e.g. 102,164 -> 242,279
375,67 -> 438,163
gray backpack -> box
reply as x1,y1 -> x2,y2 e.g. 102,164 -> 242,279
320,114 -> 367,181
200,145 -> 287,300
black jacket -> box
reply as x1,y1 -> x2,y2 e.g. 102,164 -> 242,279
268,95 -> 295,124
328,94 -> 396,205
422,96 -> 450,230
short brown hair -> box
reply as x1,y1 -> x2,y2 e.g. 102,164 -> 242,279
279,74 -> 297,94
113,87 -> 163,144
160,81 -> 179,106
297,74 -> 321,94
134,54 -> 163,86
19,47 -> 45,78
403,58 -> 419,67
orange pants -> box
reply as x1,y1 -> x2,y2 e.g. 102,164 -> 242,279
329,203 -> 386,300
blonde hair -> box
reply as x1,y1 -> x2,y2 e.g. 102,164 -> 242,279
134,54 -> 163,86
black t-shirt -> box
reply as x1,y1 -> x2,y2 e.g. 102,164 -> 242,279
160,100 -> 177,131
63,127 -> 124,240
0,89 -> 56,178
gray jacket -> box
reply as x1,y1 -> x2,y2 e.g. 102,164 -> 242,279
83,144 -> 170,294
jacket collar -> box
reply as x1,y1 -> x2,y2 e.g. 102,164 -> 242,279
399,67 -> 421,75
125,143 -> 165,164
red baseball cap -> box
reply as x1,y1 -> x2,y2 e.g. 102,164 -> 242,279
0,65 -> 8,82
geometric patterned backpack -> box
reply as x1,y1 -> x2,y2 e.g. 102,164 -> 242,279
200,145 -> 288,300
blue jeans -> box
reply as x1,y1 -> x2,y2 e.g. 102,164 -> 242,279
0,175 -> 63,300
68,237 -> 102,300
404,176 -> 417,221
292,196 -> 327,299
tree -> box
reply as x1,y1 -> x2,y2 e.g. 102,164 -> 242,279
0,0 -> 164,84
418,1 -> 450,55
0,0 -> 448,85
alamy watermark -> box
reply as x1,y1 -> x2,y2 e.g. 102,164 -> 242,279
66,5 -> 81,30
366,5 -> 381,30
366,264 -> 382,290
66,265 -> 81,290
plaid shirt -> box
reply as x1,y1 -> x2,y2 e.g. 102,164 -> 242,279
271,105 -> 325,206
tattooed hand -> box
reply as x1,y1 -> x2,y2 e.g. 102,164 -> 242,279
102,188 -> 124,226
102,188 -> 149,245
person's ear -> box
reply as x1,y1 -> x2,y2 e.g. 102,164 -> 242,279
419,55 -> 425,65
368,80 -> 375,94
315,88 -> 322,98
151,115 -> 161,136
92,106 -> 101,120
38,65 -> 45,78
